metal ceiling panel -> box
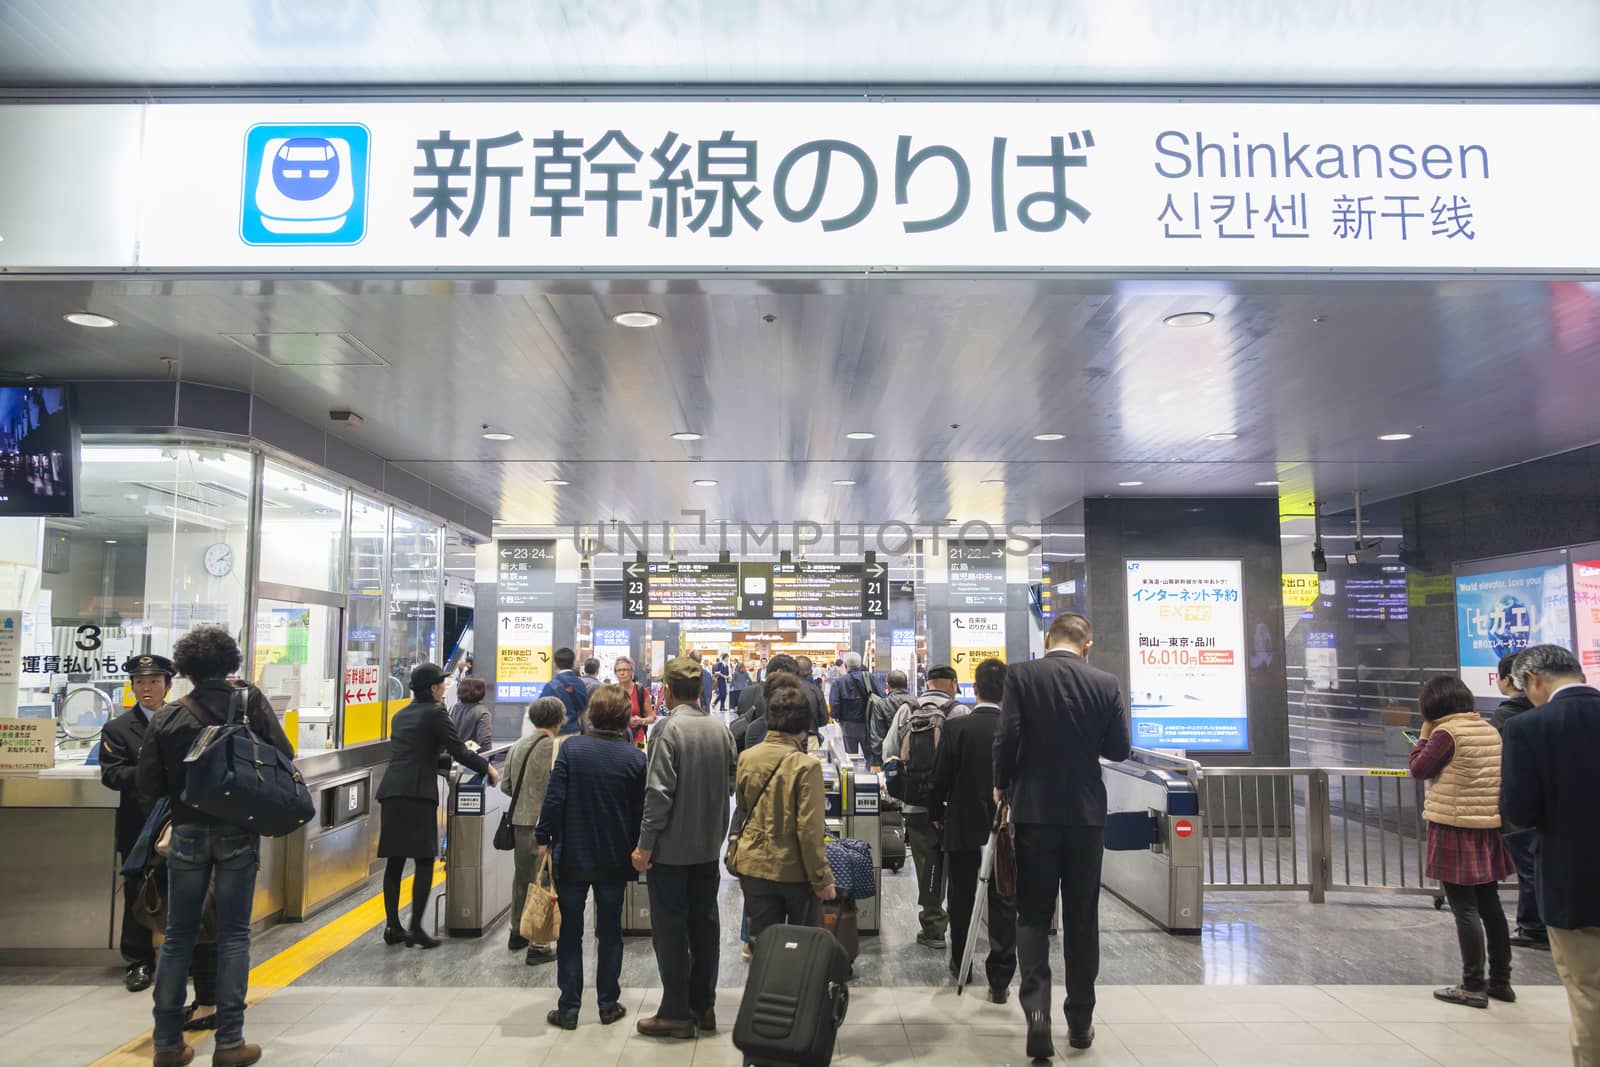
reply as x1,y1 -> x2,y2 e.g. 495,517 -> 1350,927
0,1 -> 1596,90
2,275 -> 1597,525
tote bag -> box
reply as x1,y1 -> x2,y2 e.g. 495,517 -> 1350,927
519,852 -> 562,943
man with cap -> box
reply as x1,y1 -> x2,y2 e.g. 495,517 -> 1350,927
632,657 -> 737,1040
100,653 -> 174,993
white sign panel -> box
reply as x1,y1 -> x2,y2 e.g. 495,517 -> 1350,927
0,717 -> 53,771
0,611 -> 19,715
592,628 -> 632,683
1126,559 -> 1249,752
342,664 -> 382,706
496,610 -> 554,702
2,101 -> 1597,273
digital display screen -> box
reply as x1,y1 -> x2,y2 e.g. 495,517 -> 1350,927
1344,568 -> 1409,622
1454,552 -> 1573,699
626,559 -> 886,620
0,386 -> 76,518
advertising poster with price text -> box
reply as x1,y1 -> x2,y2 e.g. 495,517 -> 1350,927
1570,554 -> 1600,675
1126,559 -> 1249,751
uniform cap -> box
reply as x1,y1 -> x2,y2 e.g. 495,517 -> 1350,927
409,662 -> 448,690
124,654 -> 175,678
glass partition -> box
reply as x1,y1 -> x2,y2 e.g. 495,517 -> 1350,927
343,494 -> 388,745
26,443 -> 254,766
258,460 -> 345,591
387,509 -> 441,726
253,599 -> 343,756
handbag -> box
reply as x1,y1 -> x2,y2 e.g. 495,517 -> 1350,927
724,752 -> 797,877
825,837 -> 877,901
518,851 -> 561,943
822,898 -> 860,962
180,688 -> 315,838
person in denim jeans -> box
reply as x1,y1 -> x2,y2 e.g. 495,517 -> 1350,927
137,626 -> 293,1067
533,685 -> 646,1030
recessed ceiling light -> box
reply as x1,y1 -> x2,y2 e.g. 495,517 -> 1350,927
612,310 -> 661,328
544,478 -> 569,486
831,479 -> 856,486
1256,480 -> 1282,487
64,312 -> 117,328
1204,432 -> 1239,442
670,431 -> 703,442
1378,432 -> 1413,441
1033,432 -> 1065,442
123,493 -> 139,501
1118,480 -> 1144,487
844,431 -> 876,441
1163,311 -> 1214,328
481,431 -> 515,441
103,539 -> 118,544
1281,533 -> 1307,540
692,478 -> 718,487
980,478 -> 1005,486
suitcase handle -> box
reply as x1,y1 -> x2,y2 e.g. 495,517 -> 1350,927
827,981 -> 849,1027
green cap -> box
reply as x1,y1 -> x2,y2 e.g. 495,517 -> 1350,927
664,656 -> 702,691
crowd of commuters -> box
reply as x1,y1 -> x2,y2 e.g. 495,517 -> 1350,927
97,614 -> 1600,1067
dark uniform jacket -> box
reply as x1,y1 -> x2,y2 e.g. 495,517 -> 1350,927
137,681 -> 295,828
1501,684 -> 1600,930
994,649 -> 1131,827
378,700 -> 490,803
100,705 -> 154,855
928,702 -> 1003,853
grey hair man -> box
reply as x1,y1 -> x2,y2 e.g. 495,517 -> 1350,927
1504,644 -> 1600,1067
830,650 -> 881,757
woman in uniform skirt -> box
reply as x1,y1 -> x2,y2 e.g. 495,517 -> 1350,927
376,663 -> 498,947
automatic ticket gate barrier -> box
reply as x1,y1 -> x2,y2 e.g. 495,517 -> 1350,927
1100,749 -> 1203,934
441,746 -> 516,937
821,737 -> 883,934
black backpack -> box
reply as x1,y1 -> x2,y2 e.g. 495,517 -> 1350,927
884,703 -> 947,807
180,689 -> 314,838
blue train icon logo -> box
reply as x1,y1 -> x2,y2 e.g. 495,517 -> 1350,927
240,123 -> 370,246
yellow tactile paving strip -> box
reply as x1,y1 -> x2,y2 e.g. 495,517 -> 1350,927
88,876 -> 409,1066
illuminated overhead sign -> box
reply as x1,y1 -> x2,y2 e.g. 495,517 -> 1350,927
624,558 -> 888,620
1,101 -> 1597,273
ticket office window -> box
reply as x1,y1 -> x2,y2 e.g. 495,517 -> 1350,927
387,509 -> 441,727
26,443 -> 254,766
258,461 -> 346,593
344,494 -> 388,746
252,597 -> 343,756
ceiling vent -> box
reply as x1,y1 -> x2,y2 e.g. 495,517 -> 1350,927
220,331 -> 389,368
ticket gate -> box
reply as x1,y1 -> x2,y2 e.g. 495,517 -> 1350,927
441,748 -> 516,937
1099,749 -> 1203,934
843,768 -> 882,935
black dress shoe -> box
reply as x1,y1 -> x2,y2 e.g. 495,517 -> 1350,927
406,926 -> 442,949
1026,1021 -> 1055,1060
695,1007 -> 717,1033
525,945 -> 556,965
382,924 -> 407,946
125,963 -> 153,993
599,1003 -> 628,1026
987,986 -> 1009,1005
547,1009 -> 578,1030
509,932 -> 529,951
1068,1025 -> 1095,1050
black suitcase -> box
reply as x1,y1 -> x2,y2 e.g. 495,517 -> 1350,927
733,924 -> 850,1067
879,799 -> 906,872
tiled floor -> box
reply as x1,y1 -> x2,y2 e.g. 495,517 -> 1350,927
5,982 -> 1571,1067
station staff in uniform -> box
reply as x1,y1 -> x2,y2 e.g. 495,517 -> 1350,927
99,653 -> 174,993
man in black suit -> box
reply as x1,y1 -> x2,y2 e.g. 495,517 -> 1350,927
930,656 -> 1015,1002
1503,644 -> 1600,1067
994,613 -> 1130,1059
99,654 -> 175,993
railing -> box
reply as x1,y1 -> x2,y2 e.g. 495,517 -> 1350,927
1200,764 -> 1441,904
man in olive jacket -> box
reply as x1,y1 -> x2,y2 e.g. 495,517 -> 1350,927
632,658 -> 737,1039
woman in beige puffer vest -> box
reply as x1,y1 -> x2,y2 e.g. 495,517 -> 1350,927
1409,675 -> 1517,1010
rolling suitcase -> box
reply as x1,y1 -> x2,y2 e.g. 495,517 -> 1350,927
733,924 -> 850,1067
879,798 -> 906,872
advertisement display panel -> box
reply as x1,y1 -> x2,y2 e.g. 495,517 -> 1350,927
1125,559 -> 1249,752
1454,555 -> 1572,699
1572,547 -> 1600,676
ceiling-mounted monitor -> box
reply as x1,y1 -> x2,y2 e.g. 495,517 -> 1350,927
0,386 -> 77,518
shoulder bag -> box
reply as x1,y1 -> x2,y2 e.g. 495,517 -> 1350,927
724,751 -> 797,877
181,688 -> 315,838
492,743 -> 530,851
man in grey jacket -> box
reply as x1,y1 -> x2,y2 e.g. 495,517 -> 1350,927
632,657 -> 737,1039
883,665 -> 966,949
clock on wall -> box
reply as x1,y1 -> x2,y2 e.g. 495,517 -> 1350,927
203,542 -> 234,578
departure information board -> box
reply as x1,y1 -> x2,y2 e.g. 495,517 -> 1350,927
624,558 -> 888,620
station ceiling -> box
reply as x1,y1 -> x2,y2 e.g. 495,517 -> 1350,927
0,0 -> 1596,91
3,276 -> 1598,527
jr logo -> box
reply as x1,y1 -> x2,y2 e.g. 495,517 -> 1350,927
240,123 -> 370,246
